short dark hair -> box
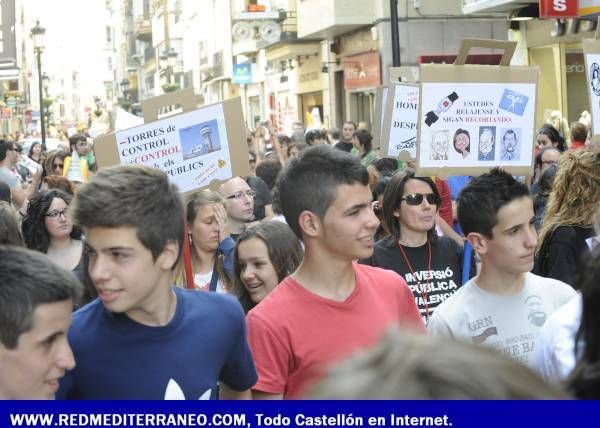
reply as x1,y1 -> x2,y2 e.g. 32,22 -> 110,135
382,171 -> 439,243
537,124 -> 566,152
232,221 -> 303,313
371,158 -> 397,177
22,190 -> 83,253
457,168 -> 530,238
255,159 -> 282,191
304,129 -> 321,146
0,245 -> 82,349
71,164 -> 184,265
68,133 -> 87,151
278,145 -> 369,238
0,139 -> 13,162
354,129 -> 373,155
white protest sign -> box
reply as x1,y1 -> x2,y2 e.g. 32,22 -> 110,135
418,82 -> 536,170
586,54 -> 600,136
381,84 -> 419,159
113,103 -> 233,193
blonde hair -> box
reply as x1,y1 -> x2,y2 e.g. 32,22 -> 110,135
537,149 -> 600,255
311,328 -> 567,399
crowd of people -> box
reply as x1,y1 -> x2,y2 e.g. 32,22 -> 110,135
0,114 -> 599,400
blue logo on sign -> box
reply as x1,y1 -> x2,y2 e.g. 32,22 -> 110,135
232,64 -> 252,85
499,89 -> 529,116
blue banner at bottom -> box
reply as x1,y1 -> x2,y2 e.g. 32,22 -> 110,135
0,401 -> 597,428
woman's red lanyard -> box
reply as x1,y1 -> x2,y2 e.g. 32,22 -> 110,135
398,241 -> 432,321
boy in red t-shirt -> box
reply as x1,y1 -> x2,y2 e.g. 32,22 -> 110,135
247,145 -> 424,399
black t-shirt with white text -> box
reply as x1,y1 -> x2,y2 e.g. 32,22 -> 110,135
360,236 -> 475,323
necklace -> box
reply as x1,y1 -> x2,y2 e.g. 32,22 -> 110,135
398,240 -> 432,320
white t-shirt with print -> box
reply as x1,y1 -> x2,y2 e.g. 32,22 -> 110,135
529,293 -> 582,384
428,272 -> 576,365
193,271 -> 227,294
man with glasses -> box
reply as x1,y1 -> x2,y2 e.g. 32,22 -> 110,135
0,140 -> 41,209
219,177 -> 258,241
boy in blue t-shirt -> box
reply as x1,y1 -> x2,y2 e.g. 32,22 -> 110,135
57,165 -> 257,399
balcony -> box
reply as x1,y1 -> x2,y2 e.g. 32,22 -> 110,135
297,0 -> 375,39
133,14 -> 152,42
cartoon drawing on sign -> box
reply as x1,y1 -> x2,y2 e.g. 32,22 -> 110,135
424,92 -> 459,127
395,136 -> 417,152
180,119 -> 222,161
500,129 -> 521,161
452,128 -> 471,159
430,130 -> 450,160
499,89 -> 529,116
478,127 -> 496,161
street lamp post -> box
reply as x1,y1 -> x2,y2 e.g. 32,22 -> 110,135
167,49 -> 178,84
31,20 -> 46,148
120,78 -> 131,110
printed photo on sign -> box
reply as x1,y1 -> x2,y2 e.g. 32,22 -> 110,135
418,82 -> 536,170
499,128 -> 521,161
180,120 -> 222,161
478,127 -> 496,161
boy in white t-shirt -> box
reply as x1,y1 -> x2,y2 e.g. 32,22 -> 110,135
428,168 -> 575,364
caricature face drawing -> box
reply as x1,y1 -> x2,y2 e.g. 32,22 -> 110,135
479,129 -> 494,156
431,131 -> 449,160
453,129 -> 470,158
503,130 -> 517,153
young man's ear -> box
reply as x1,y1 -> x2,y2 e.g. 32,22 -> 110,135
158,240 -> 180,271
297,210 -> 321,238
466,232 -> 489,256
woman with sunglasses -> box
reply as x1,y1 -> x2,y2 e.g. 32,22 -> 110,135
360,171 -> 474,324
21,189 -> 85,283
43,149 -> 69,177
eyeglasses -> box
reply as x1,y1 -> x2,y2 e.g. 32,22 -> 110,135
541,160 -> 557,166
45,208 -> 69,220
225,190 -> 256,200
401,193 -> 440,206
53,163 -> 64,170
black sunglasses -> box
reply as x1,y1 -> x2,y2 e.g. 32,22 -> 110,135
401,193 -> 440,206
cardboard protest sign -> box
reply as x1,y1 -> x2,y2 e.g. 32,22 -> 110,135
416,39 -> 539,177
583,19 -> 600,142
94,89 -> 249,195
373,86 -> 389,151
380,83 -> 419,161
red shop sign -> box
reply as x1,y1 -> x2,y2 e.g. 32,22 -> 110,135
539,0 -> 579,18
343,51 -> 381,90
